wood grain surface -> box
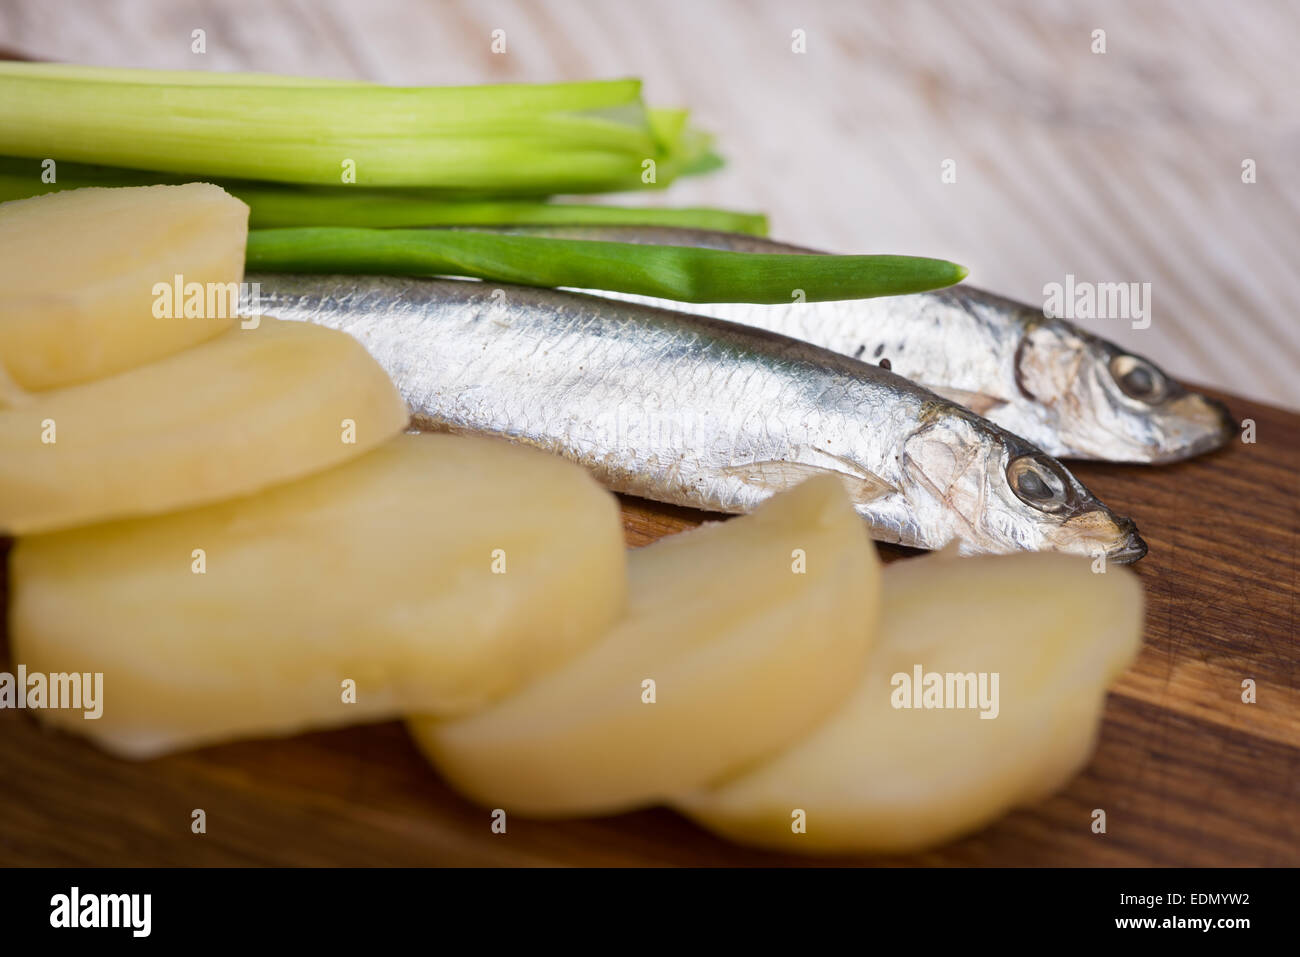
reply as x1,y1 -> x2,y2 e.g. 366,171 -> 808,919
0,387 -> 1295,867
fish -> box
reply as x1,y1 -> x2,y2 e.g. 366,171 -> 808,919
456,225 -> 1235,464
246,272 -> 1147,563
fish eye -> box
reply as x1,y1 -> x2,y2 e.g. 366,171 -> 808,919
1006,455 -> 1072,513
1110,354 -> 1168,403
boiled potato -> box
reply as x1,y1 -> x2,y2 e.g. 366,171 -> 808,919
10,432 -> 628,757
410,475 -> 881,817
0,184 -> 249,389
0,317 -> 409,534
677,551 -> 1144,854
0,358 -> 27,408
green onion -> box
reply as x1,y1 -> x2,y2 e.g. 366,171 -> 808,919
0,156 -> 766,234
236,191 -> 765,233
0,63 -> 710,192
245,228 -> 968,303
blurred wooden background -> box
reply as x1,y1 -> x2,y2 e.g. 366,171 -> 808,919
2,0 -> 1297,411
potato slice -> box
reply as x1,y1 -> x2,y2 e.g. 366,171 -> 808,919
0,358 -> 28,408
677,551 -> 1144,854
0,184 -> 249,390
410,475 -> 881,817
10,432 -> 628,758
0,317 -> 409,534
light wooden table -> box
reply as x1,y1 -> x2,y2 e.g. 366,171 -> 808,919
3,0 -> 1296,409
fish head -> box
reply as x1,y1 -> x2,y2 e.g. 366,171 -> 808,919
1014,321 -> 1235,463
901,406 -> 1147,562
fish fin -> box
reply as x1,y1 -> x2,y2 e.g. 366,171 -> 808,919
719,455 -> 896,503
927,384 -> 1009,417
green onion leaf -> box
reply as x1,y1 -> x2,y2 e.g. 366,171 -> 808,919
245,228 -> 969,303
234,191 -> 766,233
0,156 -> 766,234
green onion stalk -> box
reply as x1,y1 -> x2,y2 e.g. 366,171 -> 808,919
246,228 -> 969,304
0,63 -> 710,193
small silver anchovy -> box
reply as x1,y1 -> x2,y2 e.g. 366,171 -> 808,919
247,272 -> 1147,563
462,225 -> 1235,464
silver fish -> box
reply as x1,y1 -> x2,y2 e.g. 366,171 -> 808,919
460,225 -> 1234,464
248,272 -> 1146,563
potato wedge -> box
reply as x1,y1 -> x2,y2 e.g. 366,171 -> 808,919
0,317 -> 409,534
0,184 -> 249,389
10,432 -> 628,757
677,551 -> 1144,854
410,475 -> 881,817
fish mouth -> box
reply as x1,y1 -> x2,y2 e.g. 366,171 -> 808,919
1142,393 -> 1236,464
1179,394 -> 1235,457
1056,509 -> 1148,564
1106,522 -> 1148,565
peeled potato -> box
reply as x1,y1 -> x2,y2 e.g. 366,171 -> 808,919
677,551 -> 1144,854
0,317 -> 409,534
10,432 -> 628,758
410,475 -> 881,817
0,358 -> 27,408
0,184 -> 249,390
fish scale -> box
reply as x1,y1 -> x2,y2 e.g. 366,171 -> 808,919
248,272 -> 1146,562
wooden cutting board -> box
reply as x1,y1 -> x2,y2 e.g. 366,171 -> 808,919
0,388 -> 1295,866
